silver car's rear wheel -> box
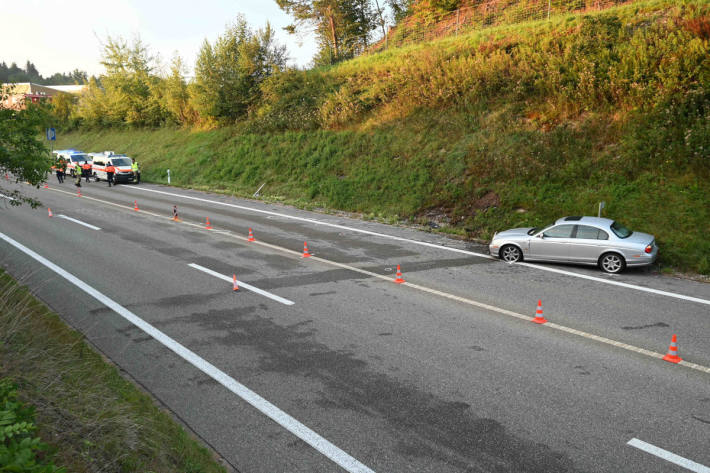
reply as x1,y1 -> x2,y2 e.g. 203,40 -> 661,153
501,245 -> 522,263
599,253 -> 625,274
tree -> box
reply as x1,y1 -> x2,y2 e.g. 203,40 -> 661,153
276,0 -> 377,64
191,16 -> 288,123
164,54 -> 192,125
0,87 -> 51,206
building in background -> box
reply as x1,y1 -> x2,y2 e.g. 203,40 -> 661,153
1,82 -> 86,109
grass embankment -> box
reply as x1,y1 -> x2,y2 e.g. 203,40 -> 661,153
59,0 -> 710,274
0,271 -> 227,473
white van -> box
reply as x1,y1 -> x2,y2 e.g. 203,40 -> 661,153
91,152 -> 136,184
53,150 -> 91,177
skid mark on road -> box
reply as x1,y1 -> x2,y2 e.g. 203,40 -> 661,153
44,186 -> 710,374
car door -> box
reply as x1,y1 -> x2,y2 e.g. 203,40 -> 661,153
568,225 -> 609,263
529,224 -> 576,261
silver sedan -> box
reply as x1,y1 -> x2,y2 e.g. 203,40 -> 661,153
489,216 -> 658,273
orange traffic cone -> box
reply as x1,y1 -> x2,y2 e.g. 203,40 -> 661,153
4,173 -> 8,180
247,228 -> 255,242
43,183 -> 49,189
47,208 -> 53,217
205,217 -> 212,229
77,188 -> 82,197
394,265 -> 405,284
302,241 -> 311,258
532,299 -> 548,324
662,334 -> 682,364
233,274 -> 239,291
133,200 -> 139,211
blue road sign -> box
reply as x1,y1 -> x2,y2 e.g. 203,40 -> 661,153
46,128 -> 56,141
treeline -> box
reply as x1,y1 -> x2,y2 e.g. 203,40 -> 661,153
0,60 -> 87,86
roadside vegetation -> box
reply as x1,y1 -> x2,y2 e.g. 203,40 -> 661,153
57,0 -> 710,274
0,270 -> 227,473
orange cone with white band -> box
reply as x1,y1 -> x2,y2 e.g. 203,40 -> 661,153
394,265 -> 405,284
43,183 -> 49,189
532,299 -> 548,324
205,217 -> 212,229
77,188 -> 82,197
48,208 -> 53,217
662,334 -> 682,364
302,241 -> 311,258
247,228 -> 255,241
134,200 -> 139,211
233,274 -> 239,291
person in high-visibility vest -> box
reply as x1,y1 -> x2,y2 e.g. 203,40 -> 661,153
106,163 -> 115,187
82,161 -> 92,182
131,160 -> 140,184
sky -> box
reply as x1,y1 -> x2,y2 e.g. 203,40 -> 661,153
1,0 -> 319,79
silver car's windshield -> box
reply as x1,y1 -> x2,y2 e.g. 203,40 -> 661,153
610,221 -> 632,239
529,223 -> 554,236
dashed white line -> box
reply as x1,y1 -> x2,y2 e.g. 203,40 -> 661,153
57,214 -> 101,230
0,231 -> 374,473
188,263 -> 295,306
0,194 -> 15,201
127,186 -> 710,306
628,438 -> 710,472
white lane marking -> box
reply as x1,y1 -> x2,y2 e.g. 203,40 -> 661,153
188,263 -> 295,306
0,232 -> 374,473
0,194 -> 15,201
43,187 -> 710,374
628,438 -> 710,472
127,186 -> 710,306
518,262 -> 710,306
57,214 -> 101,231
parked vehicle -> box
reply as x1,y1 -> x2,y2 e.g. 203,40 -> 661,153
489,216 -> 658,273
91,152 -> 136,184
53,150 -> 91,177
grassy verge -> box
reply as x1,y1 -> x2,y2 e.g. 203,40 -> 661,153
0,270 -> 227,473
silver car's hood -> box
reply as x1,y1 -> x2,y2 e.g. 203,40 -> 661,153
494,227 -> 534,239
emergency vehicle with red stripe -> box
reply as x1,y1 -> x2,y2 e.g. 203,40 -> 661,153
89,151 -> 136,184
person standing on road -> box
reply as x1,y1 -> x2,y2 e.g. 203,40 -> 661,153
82,161 -> 92,182
106,163 -> 115,187
131,160 -> 140,184
55,159 -> 64,183
74,165 -> 82,188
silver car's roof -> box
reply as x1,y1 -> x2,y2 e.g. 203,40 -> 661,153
554,216 -> 615,227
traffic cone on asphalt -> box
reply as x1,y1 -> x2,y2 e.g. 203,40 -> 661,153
662,334 -> 682,364
172,205 -> 179,221
247,228 -> 255,242
133,200 -> 139,211
532,299 -> 548,324
233,274 -> 239,291
394,265 -> 405,284
47,208 -> 53,217
43,183 -> 48,189
302,241 -> 311,258
4,173 -> 8,180
77,188 -> 82,197
205,217 -> 212,229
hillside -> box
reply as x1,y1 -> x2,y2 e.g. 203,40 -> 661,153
58,0 -> 710,274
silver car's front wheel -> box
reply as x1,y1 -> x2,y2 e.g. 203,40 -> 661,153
501,245 -> 522,263
599,253 -> 625,274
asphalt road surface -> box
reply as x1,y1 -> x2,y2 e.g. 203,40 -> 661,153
1,178 -> 709,473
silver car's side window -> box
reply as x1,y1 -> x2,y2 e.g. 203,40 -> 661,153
543,224 -> 575,238
597,230 -> 609,240
576,225 -> 599,239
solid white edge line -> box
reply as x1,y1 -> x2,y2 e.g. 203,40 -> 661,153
57,214 -> 101,231
0,194 -> 15,201
128,186 -> 710,307
188,263 -> 295,306
0,231 -> 374,473
519,262 -> 710,306
628,438 -> 710,473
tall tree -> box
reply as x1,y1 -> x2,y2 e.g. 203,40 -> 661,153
276,0 -> 376,64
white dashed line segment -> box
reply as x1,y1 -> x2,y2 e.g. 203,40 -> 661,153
188,263 -> 295,306
57,214 -> 101,230
0,232 -> 374,473
628,438 -> 710,472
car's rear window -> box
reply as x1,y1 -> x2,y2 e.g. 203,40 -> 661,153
610,221 -> 632,239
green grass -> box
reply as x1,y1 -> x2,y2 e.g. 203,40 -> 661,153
0,271 -> 227,473
58,0 -> 710,274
